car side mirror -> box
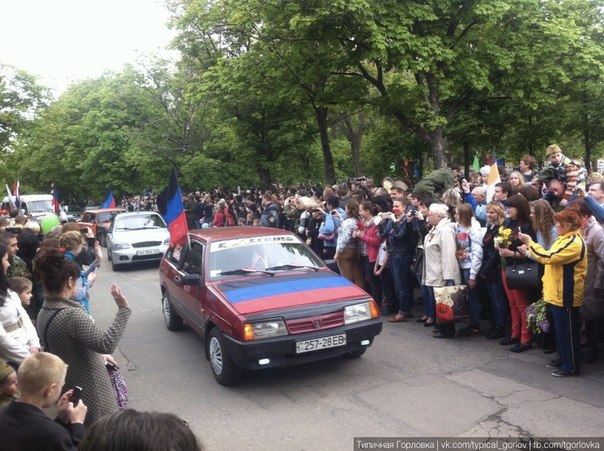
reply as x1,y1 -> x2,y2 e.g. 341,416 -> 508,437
180,273 -> 201,286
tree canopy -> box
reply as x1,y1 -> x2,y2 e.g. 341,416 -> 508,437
1,0 -> 604,197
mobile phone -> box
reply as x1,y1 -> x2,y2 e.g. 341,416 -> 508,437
330,211 -> 337,215
71,386 -> 82,406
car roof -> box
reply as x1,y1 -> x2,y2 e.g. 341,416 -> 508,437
115,211 -> 162,218
189,226 -> 292,244
84,208 -> 127,213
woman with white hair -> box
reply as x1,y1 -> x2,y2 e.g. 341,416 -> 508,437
480,166 -> 491,186
422,203 -> 461,337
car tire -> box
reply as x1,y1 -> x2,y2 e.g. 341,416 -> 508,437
345,348 -> 367,358
107,248 -> 112,262
111,259 -> 120,272
162,291 -> 183,331
207,328 -> 241,386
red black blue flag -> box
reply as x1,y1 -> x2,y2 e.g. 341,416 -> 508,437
159,169 -> 188,246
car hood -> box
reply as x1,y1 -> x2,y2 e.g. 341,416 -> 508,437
111,228 -> 169,243
215,272 -> 368,315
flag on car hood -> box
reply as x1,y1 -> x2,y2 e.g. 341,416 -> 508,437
218,272 -> 367,315
101,191 -> 116,208
159,169 -> 188,246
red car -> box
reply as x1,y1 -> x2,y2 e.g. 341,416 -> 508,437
159,227 -> 382,385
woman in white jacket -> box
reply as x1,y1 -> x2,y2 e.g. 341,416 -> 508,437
423,203 -> 461,338
0,244 -> 40,366
454,204 -> 484,337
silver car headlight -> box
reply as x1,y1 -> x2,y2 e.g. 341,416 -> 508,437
243,320 -> 288,341
344,302 -> 373,325
113,242 -> 131,250
163,238 -> 170,245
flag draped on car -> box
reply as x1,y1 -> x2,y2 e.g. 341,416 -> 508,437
159,169 -> 188,246
101,191 -> 116,208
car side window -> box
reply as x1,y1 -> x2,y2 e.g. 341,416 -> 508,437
183,242 -> 204,276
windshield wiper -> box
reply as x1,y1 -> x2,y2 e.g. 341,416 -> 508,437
265,264 -> 319,272
217,268 -> 275,276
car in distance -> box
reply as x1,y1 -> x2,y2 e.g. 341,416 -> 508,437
78,207 -> 127,246
63,204 -> 84,222
159,227 -> 382,386
107,212 -> 170,270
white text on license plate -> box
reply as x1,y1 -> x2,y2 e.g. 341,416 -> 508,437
137,249 -> 158,255
296,334 -> 346,354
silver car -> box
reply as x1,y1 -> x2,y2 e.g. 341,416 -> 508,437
106,212 -> 170,270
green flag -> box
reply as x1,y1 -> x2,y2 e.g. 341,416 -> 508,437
472,154 -> 480,174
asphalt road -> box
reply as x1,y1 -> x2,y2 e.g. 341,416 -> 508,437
89,261 -> 604,451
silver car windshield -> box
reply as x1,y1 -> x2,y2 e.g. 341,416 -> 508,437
208,238 -> 323,280
115,214 -> 166,231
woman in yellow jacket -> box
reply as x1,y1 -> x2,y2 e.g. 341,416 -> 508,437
518,208 -> 587,377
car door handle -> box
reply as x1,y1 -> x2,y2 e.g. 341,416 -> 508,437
173,276 -> 182,284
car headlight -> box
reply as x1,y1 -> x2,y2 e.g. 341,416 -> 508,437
344,301 -> 378,325
163,238 -> 170,245
113,242 -> 131,250
243,320 -> 288,341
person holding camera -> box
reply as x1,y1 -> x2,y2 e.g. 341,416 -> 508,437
379,197 -> 418,322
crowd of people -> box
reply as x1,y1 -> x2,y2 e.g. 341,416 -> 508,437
167,144 -> 603,379
0,218 -> 202,449
0,142 -> 602,448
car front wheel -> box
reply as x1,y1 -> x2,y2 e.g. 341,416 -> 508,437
162,291 -> 183,331
207,328 -> 241,386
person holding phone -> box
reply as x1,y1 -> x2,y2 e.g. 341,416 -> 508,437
0,352 -> 87,450
59,232 -> 100,315
517,208 -> 587,377
36,249 -> 131,425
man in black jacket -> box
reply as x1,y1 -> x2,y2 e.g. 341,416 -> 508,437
0,352 -> 87,451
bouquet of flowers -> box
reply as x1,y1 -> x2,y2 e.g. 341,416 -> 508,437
495,226 -> 513,248
526,299 -> 550,335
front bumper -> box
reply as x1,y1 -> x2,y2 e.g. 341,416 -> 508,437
220,319 -> 383,370
112,245 -> 168,265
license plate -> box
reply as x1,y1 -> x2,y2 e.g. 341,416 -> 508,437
296,334 -> 346,354
136,249 -> 158,256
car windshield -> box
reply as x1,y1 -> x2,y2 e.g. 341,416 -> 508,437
115,214 -> 166,231
27,200 -> 54,213
208,236 -> 323,280
98,211 -> 123,223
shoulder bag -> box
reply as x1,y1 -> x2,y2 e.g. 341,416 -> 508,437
504,258 -> 540,290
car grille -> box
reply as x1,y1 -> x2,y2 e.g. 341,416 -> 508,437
286,312 -> 344,334
132,241 -> 162,248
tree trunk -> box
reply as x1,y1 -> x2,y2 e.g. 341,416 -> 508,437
314,106 -> 336,185
463,141 -> 470,179
343,114 -> 364,177
429,126 -> 448,169
584,113 -> 592,174
258,167 -> 272,191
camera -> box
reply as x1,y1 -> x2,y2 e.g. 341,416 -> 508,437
80,227 -> 89,234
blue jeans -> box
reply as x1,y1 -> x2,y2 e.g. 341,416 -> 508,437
461,268 -> 480,328
486,275 -> 507,329
550,305 -> 581,373
389,253 -> 413,315
423,285 -> 435,320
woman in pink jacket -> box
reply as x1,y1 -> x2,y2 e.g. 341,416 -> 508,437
354,201 -> 383,305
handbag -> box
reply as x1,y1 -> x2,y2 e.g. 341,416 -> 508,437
434,285 -> 469,324
504,258 -> 540,290
106,363 -> 128,410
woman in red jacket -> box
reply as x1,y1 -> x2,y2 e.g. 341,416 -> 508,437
354,201 -> 383,303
